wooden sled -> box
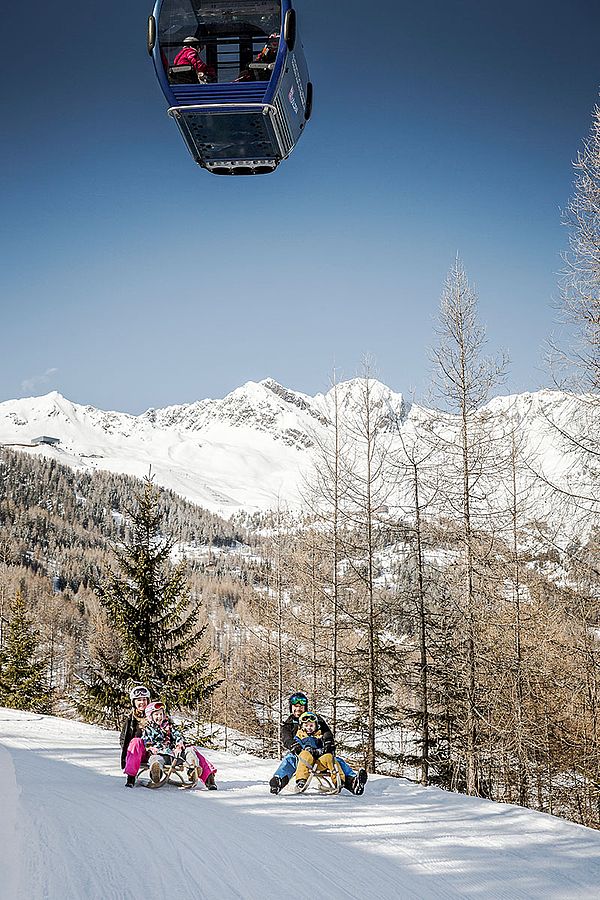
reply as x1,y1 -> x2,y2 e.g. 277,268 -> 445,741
295,763 -> 343,795
144,757 -> 199,790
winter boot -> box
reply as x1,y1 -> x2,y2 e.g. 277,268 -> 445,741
205,773 -> 218,790
352,769 -> 368,795
269,774 -> 288,795
125,774 -> 136,788
295,778 -> 307,791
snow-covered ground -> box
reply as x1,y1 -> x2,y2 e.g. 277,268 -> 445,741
2,710 -> 600,899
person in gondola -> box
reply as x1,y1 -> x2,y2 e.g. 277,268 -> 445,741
173,36 -> 215,84
255,32 -> 280,65
236,32 -> 280,82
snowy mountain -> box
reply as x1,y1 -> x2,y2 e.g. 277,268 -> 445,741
1,708 -> 600,899
0,380 -> 594,527
0,380 -> 404,513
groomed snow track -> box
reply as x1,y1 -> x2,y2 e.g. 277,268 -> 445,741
1,709 -> 600,899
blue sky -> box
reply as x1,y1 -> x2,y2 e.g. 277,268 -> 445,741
1,0 -> 598,413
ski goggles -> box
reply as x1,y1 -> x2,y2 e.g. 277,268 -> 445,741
299,712 -> 318,725
290,694 -> 308,707
130,685 -> 150,700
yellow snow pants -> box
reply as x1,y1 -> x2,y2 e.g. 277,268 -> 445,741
295,750 -> 344,782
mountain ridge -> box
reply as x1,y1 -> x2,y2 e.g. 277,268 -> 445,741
0,380 -> 593,522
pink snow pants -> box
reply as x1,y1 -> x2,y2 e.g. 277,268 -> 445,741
124,738 -> 216,783
194,748 -> 217,783
123,738 -> 148,776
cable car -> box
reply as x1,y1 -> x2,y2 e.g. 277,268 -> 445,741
148,1 -> 312,175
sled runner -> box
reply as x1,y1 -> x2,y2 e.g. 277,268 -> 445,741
145,756 -> 199,790
295,762 -> 343,795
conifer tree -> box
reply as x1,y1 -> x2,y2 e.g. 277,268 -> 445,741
80,479 -> 219,723
0,590 -> 52,712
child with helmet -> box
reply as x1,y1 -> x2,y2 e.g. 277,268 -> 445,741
292,710 -> 345,790
142,701 -> 218,789
142,701 -> 197,785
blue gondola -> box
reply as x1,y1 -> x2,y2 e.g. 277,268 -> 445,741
148,1 -> 312,175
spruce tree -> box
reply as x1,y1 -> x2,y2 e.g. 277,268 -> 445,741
80,479 -> 219,723
0,591 -> 52,713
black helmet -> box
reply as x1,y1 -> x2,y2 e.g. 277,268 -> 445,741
288,691 -> 308,711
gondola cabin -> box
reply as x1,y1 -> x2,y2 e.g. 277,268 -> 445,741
148,0 -> 312,175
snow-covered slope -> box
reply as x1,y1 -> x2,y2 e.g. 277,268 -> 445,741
0,381 -> 404,513
0,381 -> 593,523
1,709 -> 600,900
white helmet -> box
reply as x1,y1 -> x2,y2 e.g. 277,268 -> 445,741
129,684 -> 151,703
145,701 -> 165,720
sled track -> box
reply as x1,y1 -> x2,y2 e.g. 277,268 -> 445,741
2,710 -> 600,900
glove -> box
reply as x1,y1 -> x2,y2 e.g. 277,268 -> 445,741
311,748 -> 323,760
323,745 -> 335,757
291,742 -> 303,756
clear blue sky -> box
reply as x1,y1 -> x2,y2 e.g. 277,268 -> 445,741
1,1 -> 598,413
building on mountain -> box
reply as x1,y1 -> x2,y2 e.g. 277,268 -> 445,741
31,436 -> 60,446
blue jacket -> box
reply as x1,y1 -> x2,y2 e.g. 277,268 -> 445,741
295,729 -> 325,753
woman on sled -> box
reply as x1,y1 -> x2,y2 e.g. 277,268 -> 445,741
120,685 -> 217,789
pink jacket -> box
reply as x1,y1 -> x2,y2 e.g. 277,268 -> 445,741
173,46 -> 210,76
